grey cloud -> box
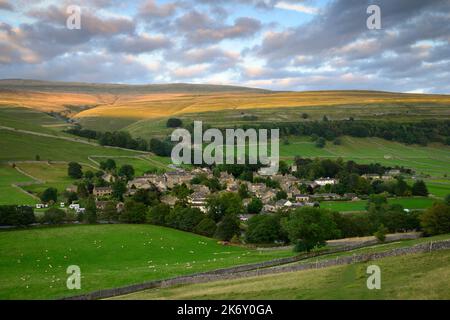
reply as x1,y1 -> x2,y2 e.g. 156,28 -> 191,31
0,0 -> 13,11
107,35 -> 172,54
175,10 -> 262,45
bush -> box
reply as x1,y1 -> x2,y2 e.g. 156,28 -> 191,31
118,164 -> 135,181
147,203 -> 170,225
0,205 -> 35,227
281,207 -> 340,252
315,137 -> 326,148
40,187 -> 58,203
43,208 -> 66,224
166,118 -> 183,128
246,214 -> 285,244
194,218 -> 217,237
214,215 -> 240,241
68,162 -> 83,179
420,203 -> 450,235
120,200 -> 147,223
374,224 -> 388,242
85,196 -> 97,224
412,180 -> 429,196
247,197 -> 263,214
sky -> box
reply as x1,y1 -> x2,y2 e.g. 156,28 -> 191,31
0,0 -> 449,93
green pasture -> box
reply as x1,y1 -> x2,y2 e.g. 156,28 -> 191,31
0,224 -> 294,299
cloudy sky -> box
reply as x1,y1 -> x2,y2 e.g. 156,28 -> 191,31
0,0 -> 449,92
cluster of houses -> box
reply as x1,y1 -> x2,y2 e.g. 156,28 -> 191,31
57,167 -> 403,216
121,168 -> 348,213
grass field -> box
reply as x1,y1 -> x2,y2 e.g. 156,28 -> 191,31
0,164 -> 37,205
0,129 -> 141,164
13,163 -> 77,199
320,197 -> 436,212
279,136 -> 450,178
0,224 -> 295,299
115,237 -> 450,300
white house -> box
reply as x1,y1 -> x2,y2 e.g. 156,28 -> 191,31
314,178 -> 338,186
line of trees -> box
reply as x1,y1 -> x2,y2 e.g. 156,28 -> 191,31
247,119 -> 450,146
65,126 -> 174,155
245,194 -> 450,251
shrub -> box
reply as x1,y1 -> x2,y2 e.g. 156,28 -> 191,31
420,203 -> 450,235
0,205 -> 35,227
412,180 -> 429,196
214,215 -> 240,241
166,118 -> 183,128
43,208 -> 66,225
315,137 -> 326,148
247,197 -> 263,214
40,187 -> 58,203
246,214 -> 285,244
68,162 -> 83,179
194,217 -> 217,237
281,207 -> 340,252
374,224 -> 388,242
120,200 -> 147,223
147,203 -> 171,225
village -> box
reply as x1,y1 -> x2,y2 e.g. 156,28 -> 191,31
54,163 -> 404,221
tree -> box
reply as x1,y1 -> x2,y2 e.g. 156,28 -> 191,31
276,190 -> 287,201
84,170 -> 94,180
147,203 -> 170,225
40,187 -> 58,203
99,201 -> 118,223
206,193 -> 243,222
394,178 -> 409,196
68,162 -> 83,179
166,118 -> 183,128
172,183 -> 192,206
412,180 -> 429,196
301,113 -> 309,119
446,194 -> 450,206
0,205 -> 35,227
133,189 -> 159,206
43,208 -> 66,224
246,215 -> 285,244
278,160 -> 289,175
315,137 -> 326,148
194,217 -> 217,237
238,184 -> 250,199
65,191 -> 78,205
85,196 -> 97,224
247,197 -> 263,214
176,207 -> 204,232
100,159 -> 116,172
214,215 -> 240,241
35,155 -> 40,161
281,207 -> 340,252
420,203 -> 450,235
120,200 -> 147,223
112,180 -> 127,201
374,224 -> 388,242
76,182 -> 89,198
118,164 -> 135,181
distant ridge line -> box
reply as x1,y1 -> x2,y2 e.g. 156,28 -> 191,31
0,79 -> 272,94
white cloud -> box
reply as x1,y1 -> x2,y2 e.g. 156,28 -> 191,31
274,1 -> 319,15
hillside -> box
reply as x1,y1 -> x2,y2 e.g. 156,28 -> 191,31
0,79 -> 270,94
1,80 -> 450,127
0,224 -> 294,299
114,235 -> 450,300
